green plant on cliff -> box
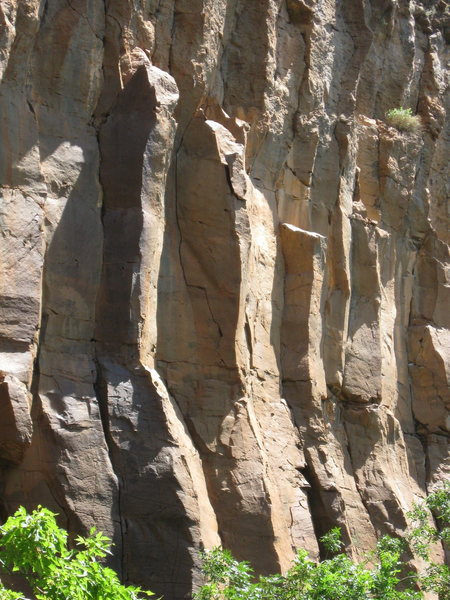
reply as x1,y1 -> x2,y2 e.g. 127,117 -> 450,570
385,107 -> 422,132
407,481 -> 450,599
0,485 -> 448,600
195,484 -> 450,600
0,506 -> 153,600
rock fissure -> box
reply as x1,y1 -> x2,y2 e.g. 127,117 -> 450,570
0,1 -> 449,598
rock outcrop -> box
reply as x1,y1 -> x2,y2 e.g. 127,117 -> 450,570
0,0 -> 448,598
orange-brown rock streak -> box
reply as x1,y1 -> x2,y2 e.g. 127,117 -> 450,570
0,1 -> 448,598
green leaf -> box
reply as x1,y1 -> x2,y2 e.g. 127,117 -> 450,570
0,507 -> 153,600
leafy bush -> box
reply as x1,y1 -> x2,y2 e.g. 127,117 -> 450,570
385,107 -> 422,132
195,484 -> 450,600
0,506 -> 153,600
407,482 -> 450,599
194,537 -> 418,600
0,485 -> 448,599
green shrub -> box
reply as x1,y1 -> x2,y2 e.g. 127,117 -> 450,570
1,485 -> 448,600
0,506 -> 153,600
407,481 -> 450,599
194,537 -> 418,600
385,107 -> 422,132
196,484 -> 450,600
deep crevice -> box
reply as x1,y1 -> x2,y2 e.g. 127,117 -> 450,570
299,462 -> 341,560
92,357 -> 125,578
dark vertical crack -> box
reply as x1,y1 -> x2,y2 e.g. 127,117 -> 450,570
405,247 -> 430,491
89,0 -> 126,577
298,463 -> 339,560
38,0 -> 49,27
172,114 -> 196,291
91,143 -> 126,580
92,355 -> 125,578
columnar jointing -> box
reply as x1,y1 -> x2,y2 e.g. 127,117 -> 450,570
0,1 -> 448,599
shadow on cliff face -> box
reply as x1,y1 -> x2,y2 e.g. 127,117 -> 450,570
2,64 -> 197,600
0,0 -> 118,533
94,360 -> 198,600
0,114 -> 121,558
95,66 -> 196,600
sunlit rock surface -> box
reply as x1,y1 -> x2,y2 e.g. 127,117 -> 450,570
0,1 -> 448,598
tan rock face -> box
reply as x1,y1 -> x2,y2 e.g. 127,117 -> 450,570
0,0 -> 449,598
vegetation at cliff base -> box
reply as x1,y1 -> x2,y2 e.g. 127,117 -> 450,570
195,483 -> 450,600
0,484 -> 448,599
0,506 -> 153,600
385,107 -> 422,132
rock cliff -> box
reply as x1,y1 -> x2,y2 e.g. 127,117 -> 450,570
0,0 -> 449,598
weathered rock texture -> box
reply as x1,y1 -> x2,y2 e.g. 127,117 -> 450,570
0,0 -> 449,597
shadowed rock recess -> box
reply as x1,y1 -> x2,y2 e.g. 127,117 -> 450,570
0,0 -> 449,598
